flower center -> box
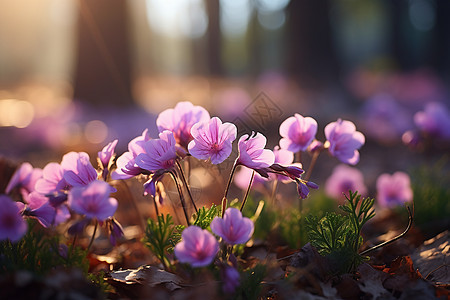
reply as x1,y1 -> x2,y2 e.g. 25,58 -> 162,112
210,143 -> 221,152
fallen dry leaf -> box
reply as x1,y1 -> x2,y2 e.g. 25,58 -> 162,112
411,230 -> 449,284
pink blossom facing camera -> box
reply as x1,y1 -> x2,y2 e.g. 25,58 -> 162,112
188,117 -> 237,164
325,164 -> 367,202
211,208 -> 254,245
279,114 -> 318,152
68,180 -> 118,221
174,225 -> 219,267
324,119 -> 365,165
157,101 -> 210,149
376,172 -> 413,208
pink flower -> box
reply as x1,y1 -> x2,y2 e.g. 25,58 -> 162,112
112,129 -> 151,180
35,152 -> 98,194
279,114 -> 318,152
135,130 -> 177,172
324,119 -> 365,165
414,102 -> 450,139
174,225 -> 219,267
98,139 -> 118,170
22,192 -> 56,228
157,101 -> 210,149
63,152 -> 98,187
188,117 -> 237,164
68,180 -> 118,221
376,172 -> 413,208
35,163 -> 67,194
237,133 -> 275,170
0,195 -> 27,242
211,208 -> 254,245
6,162 -> 42,197
325,164 -> 367,202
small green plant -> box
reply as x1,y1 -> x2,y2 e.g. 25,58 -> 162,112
305,191 -> 375,274
0,224 -> 89,276
144,205 -> 220,268
143,214 -> 176,270
192,204 -> 220,229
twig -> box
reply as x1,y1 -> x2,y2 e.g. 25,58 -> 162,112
359,206 -> 413,256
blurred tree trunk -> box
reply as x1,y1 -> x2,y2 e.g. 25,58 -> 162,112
73,0 -> 133,106
285,0 -> 339,86
205,0 -> 223,76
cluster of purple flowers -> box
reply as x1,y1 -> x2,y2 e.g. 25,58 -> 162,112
1,143 -> 121,243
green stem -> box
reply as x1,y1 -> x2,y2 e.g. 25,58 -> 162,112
176,160 -> 198,213
270,179 -> 279,205
170,171 -> 191,226
86,220 -> 98,252
222,159 -> 239,217
240,170 -> 255,212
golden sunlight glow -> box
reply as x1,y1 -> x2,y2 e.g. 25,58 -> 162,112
0,99 -> 35,128
85,120 -> 108,144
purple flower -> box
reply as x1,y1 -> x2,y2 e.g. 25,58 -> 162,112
68,180 -> 118,221
324,119 -> 365,165
414,102 -> 450,139
0,195 -> 27,242
376,172 -> 413,208
211,208 -> 254,245
325,164 -> 367,203
279,114 -> 318,152
22,192 -> 56,228
157,101 -> 210,149
174,225 -> 219,267
108,218 -> 124,246
188,117 -> 237,164
135,130 -> 177,172
63,152 -> 98,187
237,133 -> 275,170
35,162 -> 67,194
98,139 -> 118,170
112,129 -> 151,180
296,180 -> 318,199
35,152 -> 97,194
222,266 -> 240,293
6,162 -> 42,197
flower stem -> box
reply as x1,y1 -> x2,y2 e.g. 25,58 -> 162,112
170,171 -> 191,226
87,220 -> 98,252
304,150 -> 321,181
176,160 -> 198,213
359,206 -> 413,256
240,170 -> 255,212
222,159 -> 239,217
152,194 -> 160,216
270,179 -> 279,205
